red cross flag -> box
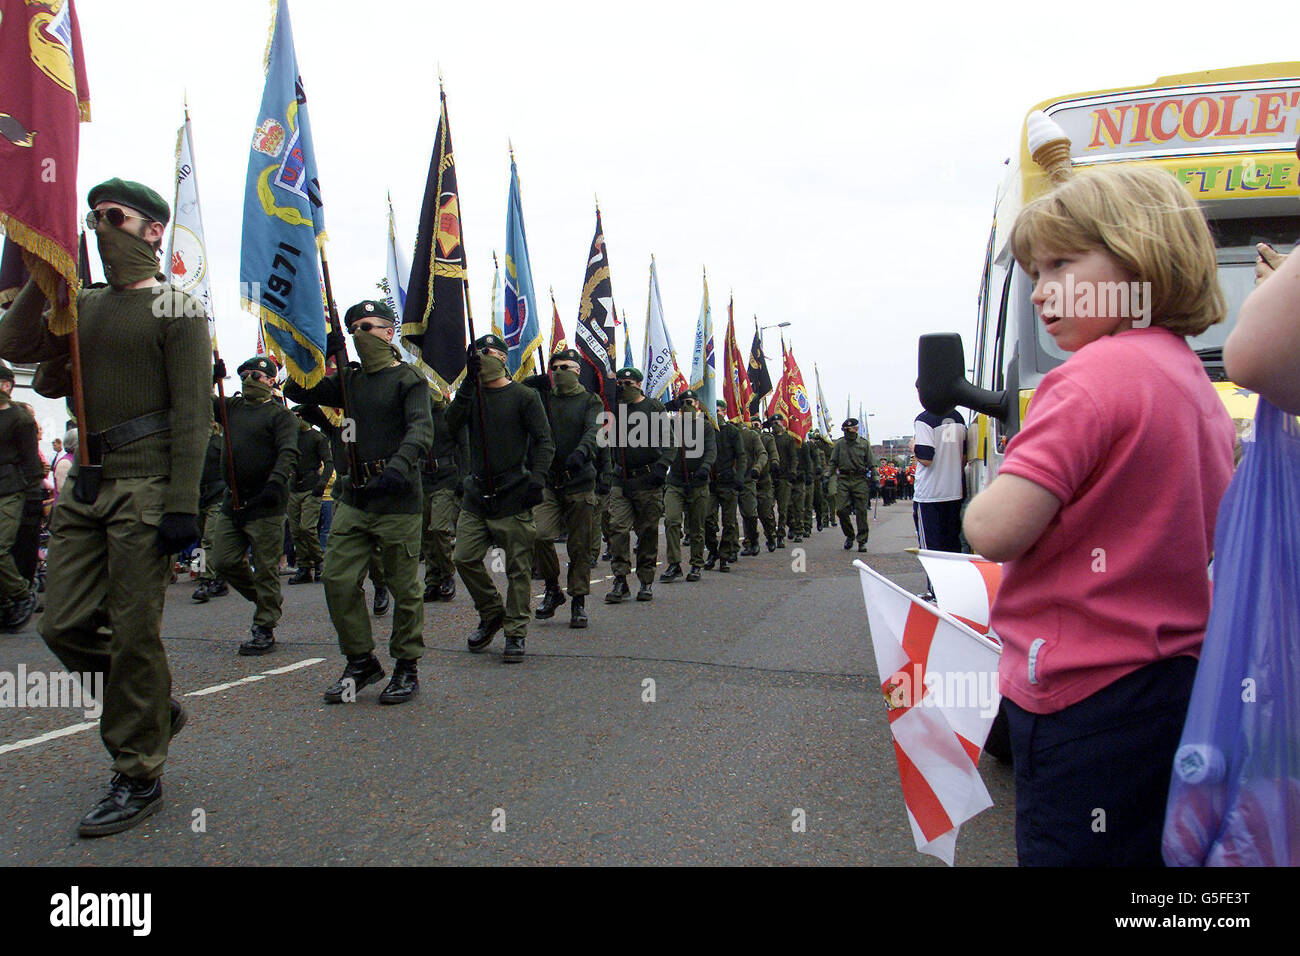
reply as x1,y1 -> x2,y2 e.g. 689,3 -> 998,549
855,559 -> 1002,864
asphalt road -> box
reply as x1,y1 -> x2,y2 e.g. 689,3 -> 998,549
0,500 -> 1016,865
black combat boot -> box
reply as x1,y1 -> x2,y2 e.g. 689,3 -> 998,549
436,576 -> 456,601
468,613 -> 505,653
238,624 -> 276,656
502,634 -> 525,663
605,575 -> 630,604
323,653 -> 386,703
423,580 -> 439,602
635,581 -> 653,602
372,586 -> 391,616
775,537 -> 785,549
858,542 -> 869,553
766,539 -> 776,552
378,658 -> 419,705
169,697 -> 187,739
191,581 -> 211,603
287,566 -> 313,585
206,579 -> 229,598
535,583 -> 566,619
843,537 -> 854,550
569,595 -> 588,629
660,563 -> 683,583
77,773 -> 162,838
718,557 -> 731,573
704,551 -> 717,571
685,566 -> 702,582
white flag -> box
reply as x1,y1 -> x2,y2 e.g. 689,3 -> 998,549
166,113 -> 215,348
689,269 -> 717,426
643,256 -> 683,401
913,549 -> 1004,641
385,202 -> 421,369
855,559 -> 1002,865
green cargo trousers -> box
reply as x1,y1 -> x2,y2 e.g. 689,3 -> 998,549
0,490 -> 29,601
608,485 -> 662,585
453,507 -> 537,639
322,502 -> 424,659
286,489 -> 324,570
209,511 -> 285,629
756,479 -> 778,545
787,482 -> 807,536
589,490 -> 610,567
837,477 -> 871,546
705,485 -> 741,557
534,488 -> 595,596
664,482 -> 709,568
774,477 -> 792,542
196,500 -> 221,583
423,487 -> 458,585
39,477 -> 172,780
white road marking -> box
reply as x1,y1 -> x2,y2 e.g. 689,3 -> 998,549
0,658 -> 327,757
185,675 -> 267,697
0,721 -> 98,756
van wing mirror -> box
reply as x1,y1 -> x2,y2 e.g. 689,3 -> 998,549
916,333 -> 1011,423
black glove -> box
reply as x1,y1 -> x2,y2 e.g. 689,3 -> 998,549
523,478 -> 545,508
464,344 -> 482,381
213,358 -> 227,385
649,462 -> 669,487
154,513 -> 199,557
564,448 -> 587,473
805,476 -> 814,487
595,478 -> 611,496
692,465 -> 710,483
365,466 -> 408,497
326,328 -> 347,359
662,397 -> 680,412
750,468 -> 760,480
244,480 -> 288,513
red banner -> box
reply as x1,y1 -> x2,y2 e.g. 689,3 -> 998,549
769,342 -> 813,442
722,296 -> 752,421
549,293 -> 567,355
0,0 -> 91,334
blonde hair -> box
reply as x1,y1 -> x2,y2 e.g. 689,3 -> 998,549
1010,165 -> 1225,336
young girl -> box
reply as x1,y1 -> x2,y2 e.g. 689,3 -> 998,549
963,165 -> 1236,866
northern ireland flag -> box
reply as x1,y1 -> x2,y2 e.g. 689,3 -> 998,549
912,549 -> 1003,642
855,559 -> 1002,865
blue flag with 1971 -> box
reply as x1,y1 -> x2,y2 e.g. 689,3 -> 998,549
503,155 -> 541,380
239,0 -> 328,387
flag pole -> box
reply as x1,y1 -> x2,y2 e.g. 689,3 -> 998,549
442,83 -> 494,501
177,102 -> 242,511
318,246 -> 360,485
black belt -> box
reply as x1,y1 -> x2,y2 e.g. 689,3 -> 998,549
837,468 -> 868,477
357,458 -> 389,480
621,462 -> 654,477
86,410 -> 170,464
421,454 -> 457,474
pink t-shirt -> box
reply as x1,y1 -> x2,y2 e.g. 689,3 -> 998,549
992,327 -> 1235,714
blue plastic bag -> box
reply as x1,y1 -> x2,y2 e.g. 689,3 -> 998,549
1163,400 -> 1300,866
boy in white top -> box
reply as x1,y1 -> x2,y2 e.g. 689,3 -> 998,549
912,408 -> 967,553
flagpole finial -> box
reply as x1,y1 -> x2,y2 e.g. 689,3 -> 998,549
183,90 -> 190,120
594,193 -> 600,211
437,64 -> 444,88
508,137 -> 514,160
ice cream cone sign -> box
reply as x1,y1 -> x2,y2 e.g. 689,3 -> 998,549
1027,110 -> 1073,184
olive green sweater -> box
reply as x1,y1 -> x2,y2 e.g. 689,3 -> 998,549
0,280 -> 212,514
446,379 -> 554,517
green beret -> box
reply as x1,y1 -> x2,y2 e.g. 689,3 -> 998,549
715,399 -> 727,409
87,178 -> 169,226
474,332 -> 508,353
679,389 -> 698,401
344,300 -> 397,327
238,356 -> 278,379
550,348 -> 582,366
615,367 -> 643,382
843,418 -> 859,428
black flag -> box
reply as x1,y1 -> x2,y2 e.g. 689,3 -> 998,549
747,319 -> 773,416
401,87 -> 468,392
574,208 -> 617,407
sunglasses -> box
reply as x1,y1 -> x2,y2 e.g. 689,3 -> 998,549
85,207 -> 152,230
349,321 -> 394,333
616,380 -> 638,388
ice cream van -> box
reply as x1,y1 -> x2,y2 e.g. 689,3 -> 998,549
918,64 -> 1296,497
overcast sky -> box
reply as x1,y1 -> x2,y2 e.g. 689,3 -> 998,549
66,0 -> 1299,441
